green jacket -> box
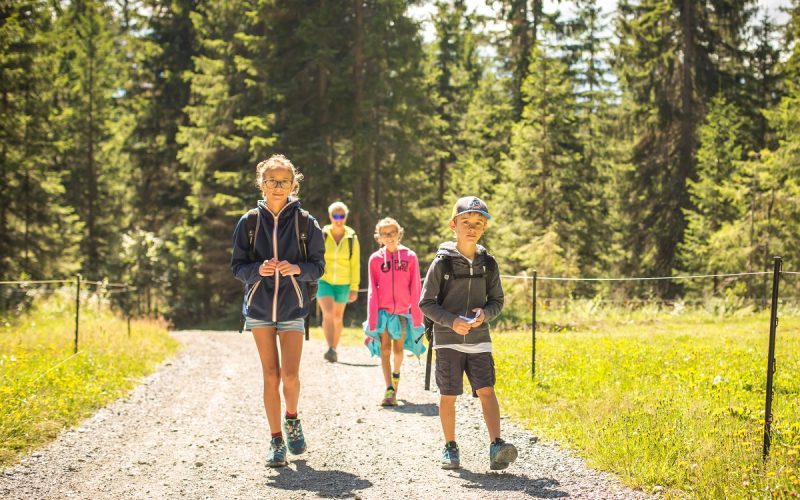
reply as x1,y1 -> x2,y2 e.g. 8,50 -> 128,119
320,224 -> 360,291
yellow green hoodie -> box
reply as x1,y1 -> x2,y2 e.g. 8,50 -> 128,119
320,224 -> 361,291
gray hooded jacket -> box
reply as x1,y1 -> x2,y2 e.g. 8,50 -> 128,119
419,241 -> 504,346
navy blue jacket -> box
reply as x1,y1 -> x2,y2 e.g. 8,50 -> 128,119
231,198 -> 325,322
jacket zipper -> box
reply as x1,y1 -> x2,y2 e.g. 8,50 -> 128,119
390,248 -> 396,313
269,203 -> 293,321
464,261 -> 473,343
332,233 -> 340,283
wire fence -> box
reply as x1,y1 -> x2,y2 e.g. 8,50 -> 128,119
310,257 -> 795,460
0,275 -> 140,354
3,259 -> 796,460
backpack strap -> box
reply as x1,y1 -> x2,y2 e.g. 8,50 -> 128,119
437,256 -> 454,305
295,209 -> 311,262
246,208 -> 260,261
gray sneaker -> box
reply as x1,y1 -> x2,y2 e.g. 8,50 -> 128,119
323,348 -> 337,363
441,442 -> 460,469
489,438 -> 518,470
266,436 -> 287,467
283,417 -> 307,455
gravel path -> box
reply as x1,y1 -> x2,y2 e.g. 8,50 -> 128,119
1,331 -> 651,499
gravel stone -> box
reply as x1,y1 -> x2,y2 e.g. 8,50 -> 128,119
0,331 -> 653,499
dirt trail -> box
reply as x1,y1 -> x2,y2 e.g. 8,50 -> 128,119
1,331 -> 651,499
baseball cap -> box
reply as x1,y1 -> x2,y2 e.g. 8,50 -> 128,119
450,196 -> 491,221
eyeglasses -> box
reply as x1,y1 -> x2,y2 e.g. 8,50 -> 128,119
262,179 -> 292,189
379,230 -> 398,238
332,213 -> 346,220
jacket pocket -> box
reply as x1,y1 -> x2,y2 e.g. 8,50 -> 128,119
290,276 -> 303,308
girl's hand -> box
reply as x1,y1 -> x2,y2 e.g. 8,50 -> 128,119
276,260 -> 301,276
471,308 -> 485,327
452,317 -> 471,335
259,259 -> 278,276
348,290 -> 358,303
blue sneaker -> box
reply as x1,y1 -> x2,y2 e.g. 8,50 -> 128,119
266,436 -> 287,467
489,438 -> 517,470
441,442 -> 460,469
283,417 -> 307,455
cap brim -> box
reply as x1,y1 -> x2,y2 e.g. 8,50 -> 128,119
455,209 -> 491,220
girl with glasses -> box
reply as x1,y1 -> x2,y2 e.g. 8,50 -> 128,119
317,201 -> 361,363
363,217 -> 426,406
230,154 -> 325,467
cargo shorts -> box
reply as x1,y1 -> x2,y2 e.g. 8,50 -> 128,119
435,348 -> 495,396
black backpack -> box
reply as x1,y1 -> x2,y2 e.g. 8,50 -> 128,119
239,207 -> 318,337
422,252 -> 498,390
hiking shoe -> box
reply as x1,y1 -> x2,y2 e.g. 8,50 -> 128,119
391,373 -> 400,398
441,442 -> 460,469
489,438 -> 518,470
323,348 -> 337,363
266,436 -> 287,467
381,387 -> 397,406
283,417 -> 307,455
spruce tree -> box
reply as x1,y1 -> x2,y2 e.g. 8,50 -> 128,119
0,1 -> 82,280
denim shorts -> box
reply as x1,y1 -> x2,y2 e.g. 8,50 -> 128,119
245,316 -> 306,332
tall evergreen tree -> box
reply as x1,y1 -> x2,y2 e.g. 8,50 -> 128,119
678,94 -> 748,277
173,0 -> 275,323
0,1 -> 82,280
499,45 -> 585,280
614,0 -> 753,293
55,0 -> 128,279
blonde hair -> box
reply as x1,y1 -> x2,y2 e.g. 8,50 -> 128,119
256,154 -> 303,197
374,217 -> 404,244
328,201 -> 349,216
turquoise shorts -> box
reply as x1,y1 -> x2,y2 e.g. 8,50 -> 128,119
245,317 -> 305,332
317,280 -> 351,304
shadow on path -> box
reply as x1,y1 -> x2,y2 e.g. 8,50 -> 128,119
391,401 -> 439,416
335,361 -> 380,368
454,469 -> 568,498
267,460 -> 372,498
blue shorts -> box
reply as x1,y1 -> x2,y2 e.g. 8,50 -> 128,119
245,316 -> 306,332
317,280 -> 351,304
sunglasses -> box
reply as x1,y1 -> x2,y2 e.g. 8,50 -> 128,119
332,213 -> 346,220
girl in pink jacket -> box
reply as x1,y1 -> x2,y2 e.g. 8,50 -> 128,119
363,217 -> 426,406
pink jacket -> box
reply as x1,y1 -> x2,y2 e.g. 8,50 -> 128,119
366,245 -> 424,330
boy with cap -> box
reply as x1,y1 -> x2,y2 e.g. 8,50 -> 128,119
419,196 -> 517,470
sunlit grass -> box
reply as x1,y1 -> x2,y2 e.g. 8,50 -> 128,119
0,289 -> 178,467
493,309 -> 800,498
242,305 -> 800,496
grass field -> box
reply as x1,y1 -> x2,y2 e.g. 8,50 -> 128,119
318,305 -> 800,498
0,288 -> 178,467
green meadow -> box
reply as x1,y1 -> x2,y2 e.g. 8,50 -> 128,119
0,289 -> 178,466
324,304 -> 800,498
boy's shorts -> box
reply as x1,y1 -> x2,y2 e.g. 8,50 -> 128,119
317,280 -> 351,304
245,316 -> 306,332
435,349 -> 495,396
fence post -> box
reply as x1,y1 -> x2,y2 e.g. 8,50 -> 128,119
125,284 -> 131,338
74,274 -> 81,354
763,256 -> 782,460
532,270 -> 537,380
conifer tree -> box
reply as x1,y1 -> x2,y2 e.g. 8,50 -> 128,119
173,0 -> 275,323
55,0 -> 128,279
499,45 -> 584,280
0,1 -> 82,280
614,0 -> 753,293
